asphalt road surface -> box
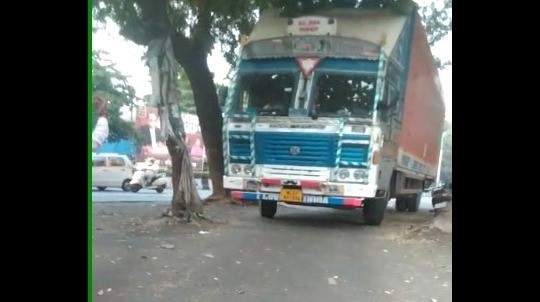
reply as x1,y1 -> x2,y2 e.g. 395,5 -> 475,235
91,187 -> 212,203
92,192 -> 451,302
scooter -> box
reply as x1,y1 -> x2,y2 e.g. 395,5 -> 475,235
129,167 -> 168,193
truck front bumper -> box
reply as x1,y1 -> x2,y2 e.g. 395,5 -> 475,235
224,175 -> 378,208
231,190 -> 364,207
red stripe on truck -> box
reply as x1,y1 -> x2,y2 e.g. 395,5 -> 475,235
261,178 -> 281,186
343,198 -> 363,207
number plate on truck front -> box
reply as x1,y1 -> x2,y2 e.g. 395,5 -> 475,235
279,189 -> 303,203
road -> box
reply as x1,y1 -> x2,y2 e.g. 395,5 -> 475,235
92,188 -> 212,203
92,191 -> 451,302
92,187 -> 432,207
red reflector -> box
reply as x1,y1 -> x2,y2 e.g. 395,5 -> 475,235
261,178 -> 281,186
301,180 -> 321,188
344,198 -> 363,207
231,191 -> 243,199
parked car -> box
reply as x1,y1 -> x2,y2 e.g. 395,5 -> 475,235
92,153 -> 133,191
431,180 -> 452,214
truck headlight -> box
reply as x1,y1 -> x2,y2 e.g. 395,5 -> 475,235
338,169 -> 350,179
244,165 -> 253,175
231,164 -> 241,174
353,169 -> 366,180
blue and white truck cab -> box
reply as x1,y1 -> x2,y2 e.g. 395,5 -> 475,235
222,7 -> 445,225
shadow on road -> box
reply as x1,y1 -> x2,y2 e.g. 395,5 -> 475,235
255,202 -> 437,231
270,206 -> 366,227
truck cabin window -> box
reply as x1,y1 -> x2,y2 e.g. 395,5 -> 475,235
311,73 -> 376,119
232,72 -> 295,116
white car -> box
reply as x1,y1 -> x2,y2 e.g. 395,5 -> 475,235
92,153 -> 133,191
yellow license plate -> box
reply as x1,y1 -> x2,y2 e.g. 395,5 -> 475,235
279,189 -> 303,203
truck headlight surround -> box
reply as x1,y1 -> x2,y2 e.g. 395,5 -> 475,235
353,169 -> 366,180
231,164 -> 242,174
338,169 -> 350,179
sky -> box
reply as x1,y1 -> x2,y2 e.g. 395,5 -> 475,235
92,7 -> 452,122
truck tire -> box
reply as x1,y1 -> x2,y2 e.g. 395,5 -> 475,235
201,176 -> 210,190
406,193 -> 421,212
260,201 -> 277,218
395,197 -> 408,212
363,198 -> 388,225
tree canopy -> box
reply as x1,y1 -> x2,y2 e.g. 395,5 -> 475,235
93,0 -> 451,68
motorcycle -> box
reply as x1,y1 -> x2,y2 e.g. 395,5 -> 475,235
129,163 -> 168,193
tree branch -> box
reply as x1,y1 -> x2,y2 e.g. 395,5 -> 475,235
171,32 -> 196,67
192,6 -> 213,54
136,0 -> 171,37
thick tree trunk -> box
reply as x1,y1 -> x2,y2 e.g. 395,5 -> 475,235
123,0 -> 222,220
179,54 -> 226,200
146,34 -> 206,220
166,136 -> 204,220
167,138 -> 185,215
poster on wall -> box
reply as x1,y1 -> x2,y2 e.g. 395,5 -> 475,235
136,106 -> 169,162
135,106 -> 207,172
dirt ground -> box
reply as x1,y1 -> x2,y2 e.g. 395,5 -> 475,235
92,201 -> 451,302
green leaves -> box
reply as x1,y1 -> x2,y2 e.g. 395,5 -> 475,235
421,0 -> 451,46
93,0 -> 452,100
92,50 -> 139,142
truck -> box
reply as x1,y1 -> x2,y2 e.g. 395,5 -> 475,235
221,5 -> 445,225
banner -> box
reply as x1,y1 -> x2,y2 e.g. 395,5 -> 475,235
135,106 -> 207,172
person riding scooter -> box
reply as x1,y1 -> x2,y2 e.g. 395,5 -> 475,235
142,158 -> 160,185
130,158 -> 168,193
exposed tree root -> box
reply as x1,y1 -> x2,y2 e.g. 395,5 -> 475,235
203,193 -> 228,203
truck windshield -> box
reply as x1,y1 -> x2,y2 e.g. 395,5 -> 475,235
311,73 -> 376,119
231,72 -> 295,116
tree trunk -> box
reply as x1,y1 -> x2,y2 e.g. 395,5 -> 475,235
167,137 -> 185,215
146,35 -> 205,220
180,54 -> 226,200
166,136 -> 203,220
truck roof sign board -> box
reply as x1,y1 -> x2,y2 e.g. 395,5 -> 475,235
286,16 -> 337,36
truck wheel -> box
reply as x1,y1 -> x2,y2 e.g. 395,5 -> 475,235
97,187 -> 106,191
406,193 -> 421,212
363,198 -> 388,225
395,197 -> 408,212
260,201 -> 277,218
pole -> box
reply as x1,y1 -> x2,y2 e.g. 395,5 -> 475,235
436,130 -> 452,186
